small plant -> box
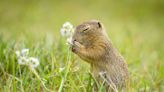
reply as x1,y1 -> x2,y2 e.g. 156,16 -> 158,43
15,49 -> 52,92
13,22 -> 75,92
58,21 -> 74,92
15,49 -> 39,68
60,21 -> 74,45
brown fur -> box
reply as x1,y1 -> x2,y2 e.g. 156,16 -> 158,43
71,20 -> 129,91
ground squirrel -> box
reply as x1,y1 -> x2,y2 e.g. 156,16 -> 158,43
71,20 -> 129,91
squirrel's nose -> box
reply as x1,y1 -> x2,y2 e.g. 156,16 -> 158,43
72,39 -> 76,44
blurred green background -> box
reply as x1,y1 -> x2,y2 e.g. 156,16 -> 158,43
0,0 -> 164,92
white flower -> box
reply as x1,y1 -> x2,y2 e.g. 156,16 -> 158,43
21,49 -> 29,56
16,49 -> 40,68
28,57 -> 40,68
63,22 -> 73,30
15,48 -> 29,57
60,28 -> 72,37
60,22 -> 74,37
18,57 -> 29,65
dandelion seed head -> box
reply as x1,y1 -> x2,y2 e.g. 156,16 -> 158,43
29,57 -> 40,68
63,22 -> 73,30
60,22 -> 74,37
16,49 -> 40,68
21,49 -> 29,56
18,57 -> 29,65
60,28 -> 72,37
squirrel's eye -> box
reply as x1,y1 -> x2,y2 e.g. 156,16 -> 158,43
82,27 -> 89,32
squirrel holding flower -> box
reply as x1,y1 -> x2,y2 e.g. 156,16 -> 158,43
71,20 -> 129,91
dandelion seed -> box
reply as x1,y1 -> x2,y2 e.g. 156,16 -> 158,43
29,57 -> 40,68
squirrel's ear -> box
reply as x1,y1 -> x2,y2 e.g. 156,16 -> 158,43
97,22 -> 102,28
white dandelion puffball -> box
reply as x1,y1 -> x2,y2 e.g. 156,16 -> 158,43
63,22 -> 73,30
60,22 -> 74,37
16,49 -> 40,68
29,57 -> 40,68
15,48 -> 29,57
18,57 -> 29,65
21,48 -> 29,56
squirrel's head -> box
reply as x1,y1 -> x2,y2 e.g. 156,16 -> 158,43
72,20 -> 105,48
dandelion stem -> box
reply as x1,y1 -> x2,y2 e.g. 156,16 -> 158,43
29,67 -> 53,92
19,67 -> 25,92
58,46 -> 72,92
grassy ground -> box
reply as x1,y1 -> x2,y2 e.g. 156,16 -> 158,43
0,0 -> 164,92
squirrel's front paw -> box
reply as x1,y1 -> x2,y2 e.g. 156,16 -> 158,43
72,41 -> 83,53
72,41 -> 79,53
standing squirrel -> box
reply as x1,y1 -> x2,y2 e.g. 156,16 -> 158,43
71,20 -> 129,91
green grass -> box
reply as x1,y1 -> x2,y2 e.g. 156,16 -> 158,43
0,0 -> 164,92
